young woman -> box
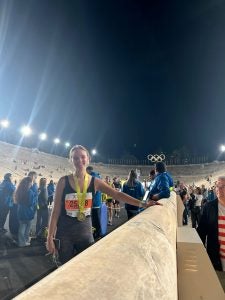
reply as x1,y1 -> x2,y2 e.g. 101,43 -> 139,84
15,177 -> 37,247
122,170 -> 145,220
180,190 -> 188,225
104,176 -> 115,226
36,178 -> 49,238
46,145 -> 158,264
192,186 -> 203,228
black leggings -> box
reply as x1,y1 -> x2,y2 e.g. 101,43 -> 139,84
191,206 -> 201,228
91,208 -> 101,239
56,216 -> 94,264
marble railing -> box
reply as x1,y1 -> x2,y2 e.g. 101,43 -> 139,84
15,192 -> 177,300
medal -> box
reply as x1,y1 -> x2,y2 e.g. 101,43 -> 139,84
77,212 -> 86,221
74,173 -> 89,222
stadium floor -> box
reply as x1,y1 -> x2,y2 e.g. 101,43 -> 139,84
0,203 -> 128,300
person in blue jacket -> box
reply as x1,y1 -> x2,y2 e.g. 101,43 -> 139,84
28,171 -> 38,204
122,169 -> 145,220
0,173 -> 16,233
15,176 -> 37,247
149,162 -> 172,200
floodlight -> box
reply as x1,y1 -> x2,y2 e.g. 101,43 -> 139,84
39,133 -> 47,141
0,119 -> 9,128
91,149 -> 97,155
20,125 -> 32,136
65,142 -> 70,148
221,145 -> 225,152
54,138 -> 60,144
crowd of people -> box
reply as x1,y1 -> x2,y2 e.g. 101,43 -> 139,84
174,181 -> 217,227
174,177 -> 225,272
0,171 -> 56,247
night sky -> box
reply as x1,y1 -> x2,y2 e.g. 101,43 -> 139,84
1,0 -> 225,160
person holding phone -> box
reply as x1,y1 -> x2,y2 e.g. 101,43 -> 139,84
46,145 -> 158,264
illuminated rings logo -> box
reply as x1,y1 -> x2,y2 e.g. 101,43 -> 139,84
147,154 -> 165,162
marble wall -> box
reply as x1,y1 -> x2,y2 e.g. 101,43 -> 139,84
16,192 -> 177,300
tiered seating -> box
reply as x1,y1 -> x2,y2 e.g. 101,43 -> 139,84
0,141 -> 225,186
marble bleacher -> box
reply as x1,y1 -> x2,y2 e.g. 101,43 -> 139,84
0,141 -> 225,186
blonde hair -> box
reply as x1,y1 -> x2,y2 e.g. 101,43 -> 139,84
69,145 -> 90,161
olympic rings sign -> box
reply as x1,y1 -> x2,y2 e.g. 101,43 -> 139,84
147,154 -> 165,162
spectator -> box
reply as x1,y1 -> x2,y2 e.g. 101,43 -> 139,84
122,170 -> 145,220
0,173 -> 16,234
112,177 -> 122,218
104,176 -> 115,226
15,177 -> 37,247
36,178 -> 49,238
148,169 -> 156,191
192,187 -> 202,228
208,186 -> 216,202
28,171 -> 38,206
197,176 -> 225,271
47,180 -> 55,206
188,191 -> 195,227
149,162 -> 171,200
180,190 -> 188,225
201,184 -> 208,205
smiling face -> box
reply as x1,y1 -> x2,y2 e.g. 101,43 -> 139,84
71,148 -> 90,171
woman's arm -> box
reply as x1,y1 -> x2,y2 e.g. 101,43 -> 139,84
95,178 -> 157,208
46,177 -> 65,253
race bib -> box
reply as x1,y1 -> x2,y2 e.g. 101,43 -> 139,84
65,192 -> 92,218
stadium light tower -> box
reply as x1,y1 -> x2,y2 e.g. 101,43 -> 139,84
0,119 -> 9,128
54,138 -> 60,144
65,142 -> 70,148
39,132 -> 47,141
20,125 -> 32,136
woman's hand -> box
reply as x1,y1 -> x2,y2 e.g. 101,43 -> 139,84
46,236 -> 56,254
146,200 -> 163,207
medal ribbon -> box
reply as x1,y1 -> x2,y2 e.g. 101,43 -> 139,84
74,173 -> 89,215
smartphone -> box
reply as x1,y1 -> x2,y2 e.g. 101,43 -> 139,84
53,238 -> 60,250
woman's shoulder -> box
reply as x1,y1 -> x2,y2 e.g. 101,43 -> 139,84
57,175 -> 68,184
